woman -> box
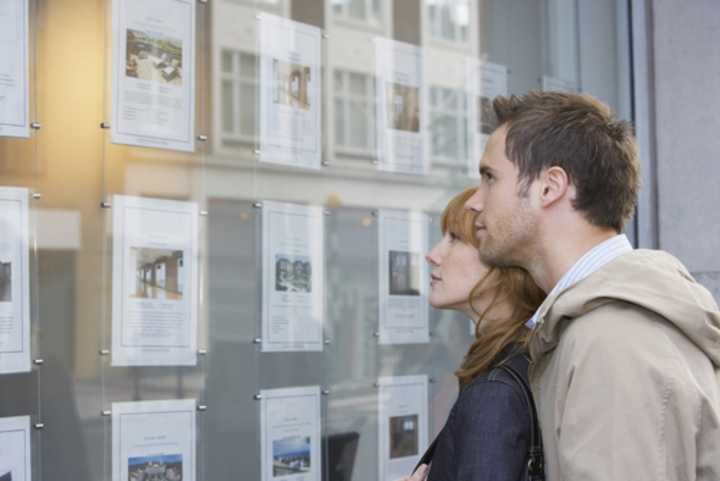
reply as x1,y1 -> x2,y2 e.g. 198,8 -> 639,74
402,187 -> 545,481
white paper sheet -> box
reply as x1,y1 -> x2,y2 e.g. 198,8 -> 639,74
0,187 -> 30,374
111,195 -> 199,366
377,375 -> 428,481
261,201 -> 324,352
541,75 -> 577,93
260,386 -> 322,481
466,60 -> 508,177
258,13 -> 322,169
375,38 -> 428,175
111,0 -> 196,151
112,399 -> 196,481
0,416 -> 31,481
0,0 -> 29,138
378,210 -> 429,344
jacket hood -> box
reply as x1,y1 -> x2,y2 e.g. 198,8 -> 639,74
529,249 -> 720,366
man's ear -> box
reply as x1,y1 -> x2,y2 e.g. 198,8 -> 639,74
538,166 -> 570,208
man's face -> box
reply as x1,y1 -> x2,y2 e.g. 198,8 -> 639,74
464,125 -> 538,267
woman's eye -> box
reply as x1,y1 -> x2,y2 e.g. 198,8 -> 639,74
448,232 -> 459,241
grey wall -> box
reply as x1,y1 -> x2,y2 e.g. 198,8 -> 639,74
649,0 -> 720,298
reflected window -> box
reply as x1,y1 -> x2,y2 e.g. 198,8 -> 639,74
426,0 -> 470,45
429,86 -> 469,165
220,49 -> 258,146
332,0 -> 383,28
223,0 -> 284,14
334,69 -> 377,157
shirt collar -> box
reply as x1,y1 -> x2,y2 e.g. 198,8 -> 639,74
526,234 -> 633,328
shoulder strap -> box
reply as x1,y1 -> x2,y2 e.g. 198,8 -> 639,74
497,361 -> 545,481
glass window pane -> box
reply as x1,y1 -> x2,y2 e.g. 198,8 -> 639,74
239,52 -> 257,78
221,50 -> 234,73
221,80 -> 235,133
348,100 -> 368,148
441,5 -> 454,41
334,70 -> 344,91
334,99 -> 346,146
349,0 -> 366,20
239,83 -> 256,135
349,73 -> 367,96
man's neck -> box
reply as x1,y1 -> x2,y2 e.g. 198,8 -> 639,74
529,228 -> 618,293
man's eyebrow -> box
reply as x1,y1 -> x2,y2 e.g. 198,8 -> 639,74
479,165 -> 496,176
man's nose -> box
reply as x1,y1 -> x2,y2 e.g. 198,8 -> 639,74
464,188 -> 483,212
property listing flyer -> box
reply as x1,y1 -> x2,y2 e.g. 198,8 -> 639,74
0,187 -> 30,374
466,60 -> 508,177
111,0 -> 196,151
260,386 -> 321,481
261,201 -> 324,352
0,416 -> 31,481
112,195 -> 199,366
112,399 -> 196,481
375,38 -> 427,175
377,210 -> 429,344
258,13 -> 322,169
377,376 -> 428,481
0,0 -> 29,138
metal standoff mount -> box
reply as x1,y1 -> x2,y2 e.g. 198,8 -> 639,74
199,210 -> 208,217
252,202 -> 263,209
101,410 -> 112,417
30,122 -> 41,130
100,122 -> 111,130
100,201 -> 112,209
252,337 -> 262,344
321,389 -> 330,396
197,404 -> 208,412
31,192 -> 42,200
323,338 -> 331,345
33,422 -> 45,430
33,358 -> 44,366
253,393 -> 263,401
98,349 -> 110,356
197,348 -> 208,355
197,134 -> 208,142
253,148 -> 261,156
321,160 -> 330,167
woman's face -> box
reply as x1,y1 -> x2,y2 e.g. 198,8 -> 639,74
426,232 -> 490,312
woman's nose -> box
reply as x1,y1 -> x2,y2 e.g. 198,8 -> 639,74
425,245 -> 441,265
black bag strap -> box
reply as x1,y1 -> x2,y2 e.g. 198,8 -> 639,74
497,360 -> 545,481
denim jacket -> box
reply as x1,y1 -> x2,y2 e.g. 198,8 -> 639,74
425,348 -> 531,481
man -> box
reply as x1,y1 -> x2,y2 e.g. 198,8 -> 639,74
463,91 -> 720,480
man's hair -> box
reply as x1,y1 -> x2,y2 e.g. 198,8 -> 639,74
493,91 -> 639,232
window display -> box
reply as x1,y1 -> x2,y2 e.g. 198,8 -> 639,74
261,201 -> 324,352
112,400 -> 196,481
258,13 -> 322,169
375,38 -> 428,175
377,375 -> 428,481
260,386 -> 321,481
0,2 -> 635,481
0,187 -> 29,375
111,195 -> 199,366
0,0 -> 29,138
111,0 -> 196,151
377,210 -> 429,344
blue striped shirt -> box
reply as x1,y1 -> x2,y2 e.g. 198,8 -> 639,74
527,234 -> 634,328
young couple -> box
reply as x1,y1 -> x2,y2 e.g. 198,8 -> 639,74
402,92 -> 720,481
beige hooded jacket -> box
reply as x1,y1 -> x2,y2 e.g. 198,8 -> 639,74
528,249 -> 720,481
